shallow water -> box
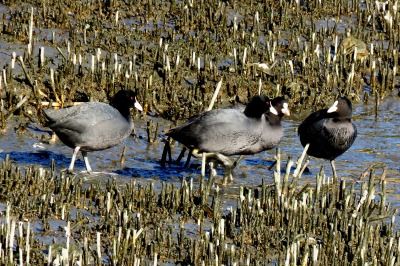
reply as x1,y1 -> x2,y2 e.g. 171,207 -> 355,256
0,98 -> 399,207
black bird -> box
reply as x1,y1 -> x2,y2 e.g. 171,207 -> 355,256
43,90 -> 143,173
298,97 -> 357,180
166,95 -> 290,183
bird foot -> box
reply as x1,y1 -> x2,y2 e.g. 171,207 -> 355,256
222,171 -> 234,185
81,171 -> 118,176
60,168 -> 75,175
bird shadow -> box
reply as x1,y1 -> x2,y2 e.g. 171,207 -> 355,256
0,151 -> 85,169
243,158 -> 276,167
242,157 -> 312,175
113,158 -> 200,181
0,150 -> 200,181
0,151 -> 312,181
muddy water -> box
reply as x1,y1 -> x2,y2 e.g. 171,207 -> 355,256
0,98 -> 399,206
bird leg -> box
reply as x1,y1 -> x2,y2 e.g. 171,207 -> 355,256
81,151 -> 93,173
191,150 -> 207,175
268,160 -> 277,170
222,165 -> 234,185
68,146 -> 80,172
192,150 -> 235,184
222,155 -> 243,184
176,147 -> 187,164
232,155 -> 244,169
330,160 -> 337,182
212,153 -> 235,185
184,149 -> 193,168
160,139 -> 172,167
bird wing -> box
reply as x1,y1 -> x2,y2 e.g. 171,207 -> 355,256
44,103 -> 122,133
167,109 -> 261,155
43,102 -> 132,149
298,109 -> 328,146
322,121 -> 357,150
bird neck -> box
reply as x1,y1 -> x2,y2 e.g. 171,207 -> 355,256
244,108 -> 263,118
265,113 -> 281,126
111,102 -> 131,119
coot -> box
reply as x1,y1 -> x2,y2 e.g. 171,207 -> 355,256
298,97 -> 357,180
166,95 -> 290,183
43,90 -> 143,173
